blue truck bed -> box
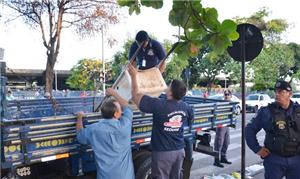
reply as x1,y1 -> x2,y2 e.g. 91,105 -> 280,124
1,95 -> 237,178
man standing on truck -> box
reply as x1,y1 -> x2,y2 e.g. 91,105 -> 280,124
128,64 -> 194,179
213,90 -> 232,168
129,30 -> 166,72
76,88 -> 134,179
245,80 -> 300,179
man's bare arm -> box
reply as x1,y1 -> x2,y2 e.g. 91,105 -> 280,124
127,64 -> 144,107
106,88 -> 129,108
76,112 -> 84,131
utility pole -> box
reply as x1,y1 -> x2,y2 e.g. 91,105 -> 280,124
101,27 -> 105,93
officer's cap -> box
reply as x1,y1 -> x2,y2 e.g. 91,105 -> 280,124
274,80 -> 292,91
136,30 -> 149,43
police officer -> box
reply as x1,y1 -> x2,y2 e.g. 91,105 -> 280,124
213,90 -> 232,167
245,80 -> 300,179
129,30 -> 166,72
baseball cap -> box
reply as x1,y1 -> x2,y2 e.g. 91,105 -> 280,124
274,80 -> 292,91
135,30 -> 149,43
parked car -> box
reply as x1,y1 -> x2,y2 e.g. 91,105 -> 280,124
246,93 -> 273,113
209,94 -> 242,115
291,92 -> 300,104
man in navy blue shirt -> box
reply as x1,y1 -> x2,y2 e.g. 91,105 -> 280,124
129,30 -> 166,72
245,81 -> 300,179
76,88 -> 134,179
128,64 -> 194,179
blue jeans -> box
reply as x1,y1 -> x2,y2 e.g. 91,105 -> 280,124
264,154 -> 300,179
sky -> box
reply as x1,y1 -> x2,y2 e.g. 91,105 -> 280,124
0,0 -> 300,70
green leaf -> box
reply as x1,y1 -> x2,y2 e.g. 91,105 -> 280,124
228,31 -> 240,41
168,8 -> 188,27
204,8 -> 218,20
141,0 -> 163,9
128,5 -> 135,15
186,29 -> 205,41
185,16 -> 200,29
117,0 -> 135,7
191,0 -> 202,12
202,8 -> 220,31
135,5 -> 141,14
220,19 -> 237,35
172,1 -> 186,10
208,34 -> 231,54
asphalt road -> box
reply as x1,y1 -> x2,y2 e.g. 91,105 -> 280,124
190,113 -> 266,179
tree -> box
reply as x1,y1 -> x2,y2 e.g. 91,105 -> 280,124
118,0 -> 239,58
3,0 -> 120,93
163,40 -> 188,83
288,43 -> 300,81
163,54 -> 188,84
251,44 -> 295,90
110,39 -> 133,81
67,58 -> 107,90
234,7 -> 289,44
188,47 -> 230,91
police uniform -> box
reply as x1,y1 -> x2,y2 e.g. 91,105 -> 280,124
213,91 -> 232,167
129,38 -> 166,70
245,81 -> 300,179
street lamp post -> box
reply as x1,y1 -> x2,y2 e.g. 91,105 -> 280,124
101,27 -> 105,93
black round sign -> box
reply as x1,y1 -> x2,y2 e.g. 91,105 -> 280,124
227,23 -> 263,62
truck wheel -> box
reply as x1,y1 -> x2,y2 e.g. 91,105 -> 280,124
135,154 -> 152,179
133,150 -> 151,163
133,151 -> 151,174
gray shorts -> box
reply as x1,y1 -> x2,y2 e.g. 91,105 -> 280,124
151,149 -> 185,179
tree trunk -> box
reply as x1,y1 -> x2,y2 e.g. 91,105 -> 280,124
45,53 -> 56,94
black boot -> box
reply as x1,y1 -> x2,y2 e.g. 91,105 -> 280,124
213,157 -> 224,168
220,156 -> 232,164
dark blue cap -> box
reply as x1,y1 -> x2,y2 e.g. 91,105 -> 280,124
275,80 -> 292,91
135,30 -> 149,43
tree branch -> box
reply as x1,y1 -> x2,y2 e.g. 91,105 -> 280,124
54,3 -> 64,60
31,3 -> 49,49
188,1 -> 214,34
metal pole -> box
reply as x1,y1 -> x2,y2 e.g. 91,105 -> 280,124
101,27 -> 105,92
241,25 -> 246,179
